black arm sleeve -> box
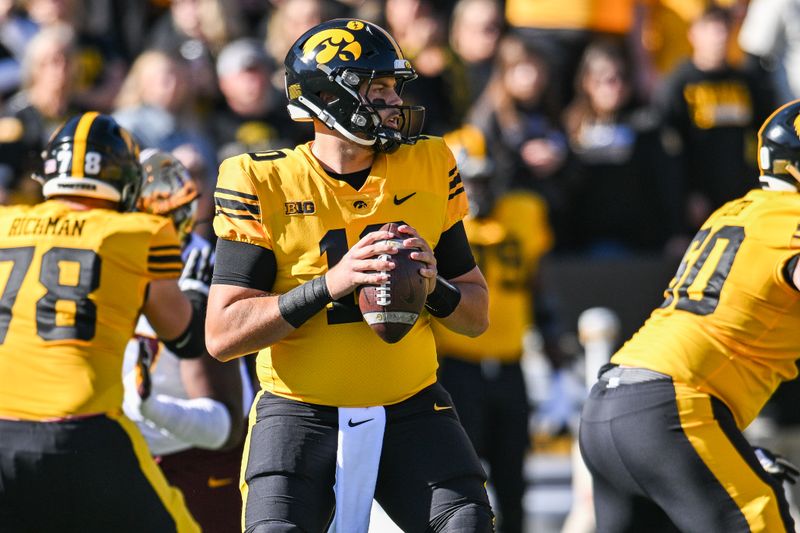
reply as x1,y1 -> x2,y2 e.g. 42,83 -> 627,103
211,238 -> 277,292
433,221 -> 476,280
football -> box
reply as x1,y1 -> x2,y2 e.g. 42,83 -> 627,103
359,223 -> 427,344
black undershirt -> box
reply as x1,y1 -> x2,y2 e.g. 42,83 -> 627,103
327,167 -> 371,191
212,221 -> 476,292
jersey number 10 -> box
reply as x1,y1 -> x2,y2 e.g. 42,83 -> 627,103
661,225 -> 745,315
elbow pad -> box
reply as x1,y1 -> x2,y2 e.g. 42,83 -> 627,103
162,290 -> 206,359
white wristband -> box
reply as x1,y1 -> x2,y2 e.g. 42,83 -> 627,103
140,394 -> 232,450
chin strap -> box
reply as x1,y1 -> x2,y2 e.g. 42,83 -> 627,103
759,174 -> 800,192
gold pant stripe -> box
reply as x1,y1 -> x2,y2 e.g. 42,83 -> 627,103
674,382 -> 785,532
240,388 -> 266,532
112,412 -> 200,533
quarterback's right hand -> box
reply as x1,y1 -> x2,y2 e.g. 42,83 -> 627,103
325,230 -> 397,299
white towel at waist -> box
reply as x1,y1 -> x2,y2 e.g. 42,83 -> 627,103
330,406 -> 386,533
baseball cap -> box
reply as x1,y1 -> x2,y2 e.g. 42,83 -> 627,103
216,38 -> 270,78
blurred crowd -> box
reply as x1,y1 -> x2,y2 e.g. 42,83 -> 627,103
0,0 -> 790,260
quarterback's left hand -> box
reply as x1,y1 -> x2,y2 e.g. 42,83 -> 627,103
754,447 -> 800,485
397,224 -> 437,294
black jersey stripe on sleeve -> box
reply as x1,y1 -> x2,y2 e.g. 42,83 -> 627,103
148,254 -> 183,264
150,245 -> 182,252
215,187 -> 259,201
148,266 -> 183,274
448,187 -> 464,200
448,172 -> 462,190
448,166 -> 458,177
214,197 -> 261,214
215,209 -> 260,222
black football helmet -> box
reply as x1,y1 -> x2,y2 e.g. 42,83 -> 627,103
37,112 -> 142,211
444,125 -> 496,218
284,18 -> 425,153
758,99 -> 800,189
138,148 -> 199,241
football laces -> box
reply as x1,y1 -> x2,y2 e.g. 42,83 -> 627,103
375,238 -> 404,306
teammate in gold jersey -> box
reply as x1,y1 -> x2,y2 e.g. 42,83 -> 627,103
435,125 -> 556,533
0,113 -> 203,532
578,100 -> 800,532
206,19 -> 492,533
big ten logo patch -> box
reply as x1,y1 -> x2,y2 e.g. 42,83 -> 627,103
285,201 -> 316,215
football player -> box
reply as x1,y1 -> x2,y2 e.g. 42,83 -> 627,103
206,18 -> 493,533
122,148 -> 250,532
578,99 -> 800,532
0,113 -> 202,532
435,125 -> 557,533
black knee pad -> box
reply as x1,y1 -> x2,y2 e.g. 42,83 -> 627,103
246,519 -> 304,533
430,501 -> 495,532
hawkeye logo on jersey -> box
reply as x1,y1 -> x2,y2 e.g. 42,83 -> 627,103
302,29 -> 362,64
284,201 -> 316,216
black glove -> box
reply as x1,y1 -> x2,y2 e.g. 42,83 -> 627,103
179,240 -> 214,295
754,446 -> 800,485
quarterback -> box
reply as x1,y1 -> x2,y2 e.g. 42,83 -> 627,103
579,100 -> 800,532
206,18 -> 493,533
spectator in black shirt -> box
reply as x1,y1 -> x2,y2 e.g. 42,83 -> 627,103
655,5 -> 774,228
561,40 -> 686,256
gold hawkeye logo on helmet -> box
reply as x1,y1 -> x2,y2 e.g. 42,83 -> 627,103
302,29 -> 362,64
794,113 -> 800,140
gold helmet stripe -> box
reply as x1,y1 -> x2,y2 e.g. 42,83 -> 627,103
71,111 -> 100,178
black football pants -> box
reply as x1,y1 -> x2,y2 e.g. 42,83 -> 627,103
579,378 -> 794,533
241,383 -> 494,532
0,414 -> 197,532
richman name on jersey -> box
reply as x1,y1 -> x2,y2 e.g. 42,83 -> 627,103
8,216 -> 86,237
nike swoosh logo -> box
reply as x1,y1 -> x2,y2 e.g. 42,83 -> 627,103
433,403 -> 452,411
348,418 -> 374,427
393,192 -> 416,205
207,476 -> 234,488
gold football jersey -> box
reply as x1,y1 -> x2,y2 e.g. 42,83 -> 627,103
0,200 -> 183,420
613,189 -> 800,428
213,138 -> 468,406
433,191 -> 552,362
